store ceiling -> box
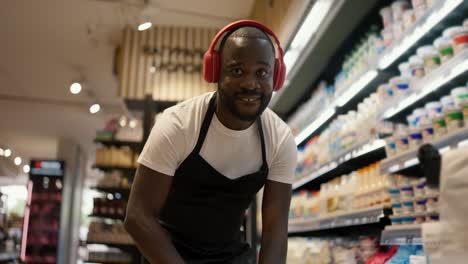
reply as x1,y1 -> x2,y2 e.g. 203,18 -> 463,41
0,0 -> 254,177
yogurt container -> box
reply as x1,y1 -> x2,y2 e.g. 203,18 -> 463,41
382,27 -> 394,47
400,185 -> 414,199
409,55 -> 425,77
395,125 -> 409,152
417,45 -> 441,73
392,202 -> 403,215
426,196 -> 439,212
444,105 -> 464,133
398,62 -> 412,77
434,37 -> 454,63
390,216 -> 403,225
385,136 -> 397,156
451,86 -> 468,107
426,213 -> 440,222
401,215 -> 416,225
414,198 -> 427,213
444,26 -> 468,54
402,199 -> 415,214
388,188 -> 401,201
413,178 -> 426,197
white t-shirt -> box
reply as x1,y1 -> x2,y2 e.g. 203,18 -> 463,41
138,92 -> 298,184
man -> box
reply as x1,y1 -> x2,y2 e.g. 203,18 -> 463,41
125,20 -> 297,264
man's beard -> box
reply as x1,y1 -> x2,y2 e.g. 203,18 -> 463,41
218,85 -> 271,122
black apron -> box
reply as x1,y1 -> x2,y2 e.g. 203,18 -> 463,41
158,93 -> 268,263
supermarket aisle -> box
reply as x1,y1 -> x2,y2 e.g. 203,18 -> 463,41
283,0 -> 468,263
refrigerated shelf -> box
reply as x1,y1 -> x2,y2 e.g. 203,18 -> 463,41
293,139 -> 386,190
382,49 -> 468,120
288,205 -> 390,234
381,224 -> 423,245
380,127 -> 468,175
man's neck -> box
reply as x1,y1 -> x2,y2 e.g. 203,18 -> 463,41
215,98 -> 255,131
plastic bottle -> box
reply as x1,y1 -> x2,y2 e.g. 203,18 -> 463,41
398,62 -> 412,77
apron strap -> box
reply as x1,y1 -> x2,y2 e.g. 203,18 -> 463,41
193,93 -> 217,154
256,117 -> 268,171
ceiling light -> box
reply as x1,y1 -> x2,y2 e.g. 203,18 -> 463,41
129,119 -> 137,128
119,117 -> 127,127
149,65 -> 156,73
89,103 -> 101,114
4,149 -> 11,158
285,0 -> 333,77
23,165 -> 30,174
14,157 -> 22,166
0,148 -> 3,156
138,22 -> 152,31
70,82 -> 82,94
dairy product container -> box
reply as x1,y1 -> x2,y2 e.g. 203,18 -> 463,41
391,1 -> 411,22
444,26 -> 468,54
398,62 -> 411,77
434,37 -> 454,63
409,55 -> 425,77
380,7 -> 393,28
402,9 -> 415,29
416,45 -> 441,73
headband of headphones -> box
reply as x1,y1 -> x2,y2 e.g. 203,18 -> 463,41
208,19 -> 284,60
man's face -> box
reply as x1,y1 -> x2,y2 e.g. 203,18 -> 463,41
218,35 -> 275,122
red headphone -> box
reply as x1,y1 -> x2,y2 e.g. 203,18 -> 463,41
203,20 -> 286,91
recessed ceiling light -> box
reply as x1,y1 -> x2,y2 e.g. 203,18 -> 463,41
119,117 -> 127,127
138,22 -> 152,31
14,157 -> 22,166
23,165 -> 30,173
70,82 -> 82,94
4,149 -> 11,158
89,103 -> 101,114
129,119 -> 137,128
149,65 -> 156,73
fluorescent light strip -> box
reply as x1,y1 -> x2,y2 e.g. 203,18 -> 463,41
458,139 -> 468,148
295,107 -> 336,145
284,0 -> 334,77
383,55 -> 468,119
378,0 -> 463,69
336,70 -> 379,107
439,146 -> 451,154
404,158 -> 419,168
353,139 -> 386,158
293,162 -> 338,189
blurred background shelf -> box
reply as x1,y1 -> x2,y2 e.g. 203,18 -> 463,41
381,224 -> 423,245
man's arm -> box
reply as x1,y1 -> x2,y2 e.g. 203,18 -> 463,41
258,180 -> 292,264
124,164 -> 185,264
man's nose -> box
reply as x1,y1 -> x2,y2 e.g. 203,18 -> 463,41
240,75 -> 260,90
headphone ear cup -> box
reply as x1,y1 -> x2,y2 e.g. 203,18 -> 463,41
203,50 -> 216,83
273,58 -> 286,91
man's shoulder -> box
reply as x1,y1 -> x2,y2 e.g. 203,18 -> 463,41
261,107 -> 293,139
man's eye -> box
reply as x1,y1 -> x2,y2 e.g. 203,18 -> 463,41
230,68 -> 243,76
257,70 -> 269,79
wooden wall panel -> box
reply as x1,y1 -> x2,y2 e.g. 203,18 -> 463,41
117,26 -> 218,102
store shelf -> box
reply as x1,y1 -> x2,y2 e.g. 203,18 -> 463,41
294,69 -> 386,146
94,139 -> 141,150
85,259 -> 131,264
293,139 -> 386,190
378,0 -> 465,70
0,251 -> 19,261
85,241 -> 136,252
380,127 -> 468,175
383,49 -> 468,120
124,98 -> 177,112
381,224 -> 422,245
91,186 -> 131,196
92,165 -> 137,174
288,205 -> 390,234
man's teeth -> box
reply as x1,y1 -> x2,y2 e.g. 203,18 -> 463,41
240,97 -> 260,102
